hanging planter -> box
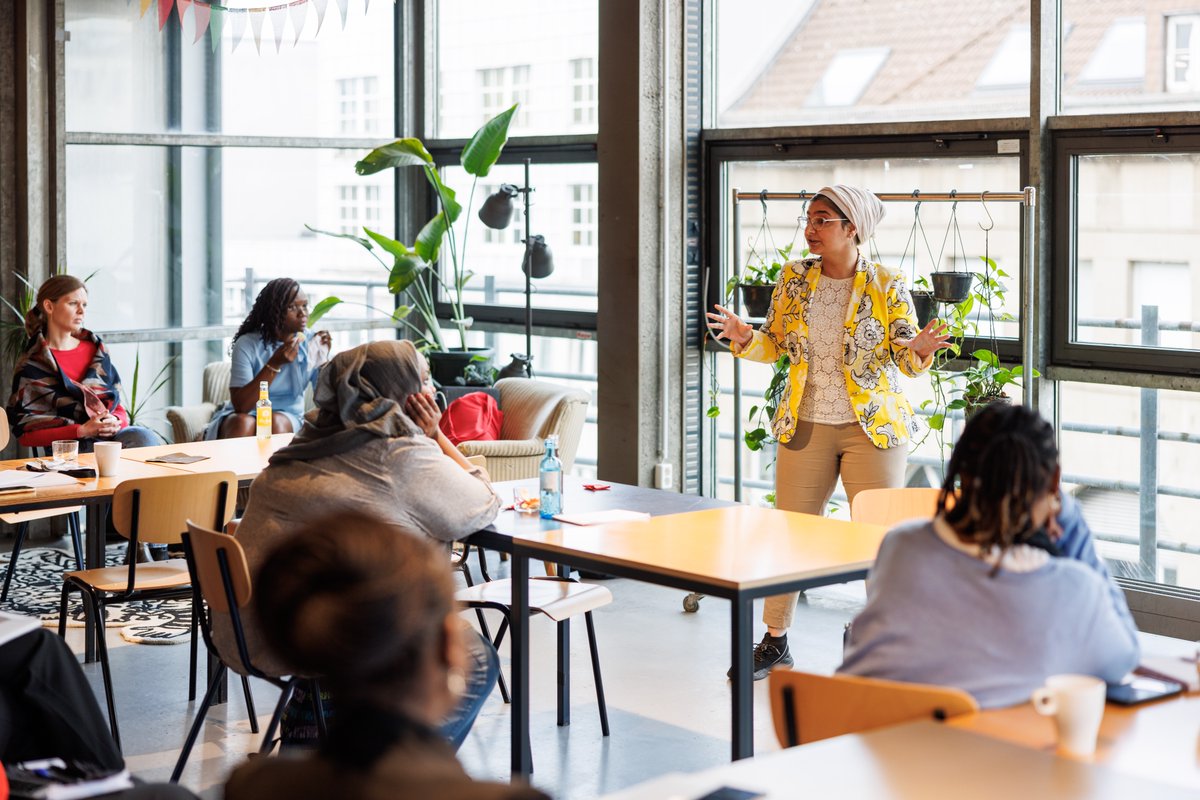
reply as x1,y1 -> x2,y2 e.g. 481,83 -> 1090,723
931,271 -> 972,304
738,283 -> 774,319
910,289 -> 937,328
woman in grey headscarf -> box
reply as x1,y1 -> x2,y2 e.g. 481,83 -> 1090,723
214,340 -> 500,749
707,185 -> 951,681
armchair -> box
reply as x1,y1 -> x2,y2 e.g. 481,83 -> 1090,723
165,362 -> 233,443
455,377 -> 589,481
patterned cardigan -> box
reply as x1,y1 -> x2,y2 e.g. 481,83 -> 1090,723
6,329 -> 124,440
733,255 -> 931,449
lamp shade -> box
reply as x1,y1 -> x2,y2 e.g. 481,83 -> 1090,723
522,235 -> 554,279
478,184 -> 519,229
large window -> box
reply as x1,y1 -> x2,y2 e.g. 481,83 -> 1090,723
711,0 -> 1030,128
1061,1 -> 1200,114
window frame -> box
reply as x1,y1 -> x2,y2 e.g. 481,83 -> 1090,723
1051,126 -> 1200,377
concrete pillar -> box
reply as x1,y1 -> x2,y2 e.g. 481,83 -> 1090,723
597,0 -> 685,487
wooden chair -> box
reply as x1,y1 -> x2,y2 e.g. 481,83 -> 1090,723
849,487 -> 941,527
768,670 -> 978,748
171,521 -> 326,783
0,413 -> 84,602
57,471 -> 238,750
456,575 -> 611,755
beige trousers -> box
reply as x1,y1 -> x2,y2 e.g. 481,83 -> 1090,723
762,420 -> 907,631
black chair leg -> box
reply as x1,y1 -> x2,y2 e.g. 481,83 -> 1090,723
171,663 -> 226,783
241,676 -> 259,734
489,615 -> 512,704
310,680 -> 329,741
57,581 -> 73,637
260,680 -> 298,755
68,513 -> 84,570
584,610 -> 610,736
90,593 -> 121,752
476,545 -> 492,582
1,522 -> 30,603
188,600 -> 199,701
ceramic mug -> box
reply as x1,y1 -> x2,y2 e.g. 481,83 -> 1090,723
93,441 -> 122,478
1031,673 -> 1106,757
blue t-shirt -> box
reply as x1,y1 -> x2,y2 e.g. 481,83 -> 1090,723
838,518 -> 1140,709
203,332 -> 320,439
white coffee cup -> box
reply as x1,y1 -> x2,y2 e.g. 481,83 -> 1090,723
93,441 -> 122,478
1031,674 -> 1106,757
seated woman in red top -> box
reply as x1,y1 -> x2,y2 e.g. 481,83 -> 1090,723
6,275 -> 163,452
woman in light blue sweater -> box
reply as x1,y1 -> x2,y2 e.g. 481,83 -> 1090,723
839,404 -> 1139,708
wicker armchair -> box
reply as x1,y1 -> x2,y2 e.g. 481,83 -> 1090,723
165,362 -> 234,443
456,377 -> 589,481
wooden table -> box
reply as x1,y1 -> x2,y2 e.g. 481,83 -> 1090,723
468,479 -> 888,775
599,719 -> 1196,799
119,434 -> 292,480
948,691 -> 1200,790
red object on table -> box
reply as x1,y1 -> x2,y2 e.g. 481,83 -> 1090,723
583,483 -> 611,491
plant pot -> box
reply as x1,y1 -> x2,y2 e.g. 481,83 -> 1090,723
963,391 -> 1009,420
427,347 -> 494,387
911,290 -> 937,328
931,272 -> 973,304
738,283 -> 774,319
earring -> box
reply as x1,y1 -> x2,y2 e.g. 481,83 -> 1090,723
447,668 -> 467,699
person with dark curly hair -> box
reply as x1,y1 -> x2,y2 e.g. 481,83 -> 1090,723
838,403 -> 1139,708
204,278 -> 332,440
224,511 -> 545,800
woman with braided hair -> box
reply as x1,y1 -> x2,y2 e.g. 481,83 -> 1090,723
205,277 -> 332,440
838,403 -> 1138,708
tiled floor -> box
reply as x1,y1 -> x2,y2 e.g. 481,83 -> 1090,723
12,533 -> 866,800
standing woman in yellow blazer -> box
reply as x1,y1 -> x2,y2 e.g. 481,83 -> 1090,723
708,185 -> 951,680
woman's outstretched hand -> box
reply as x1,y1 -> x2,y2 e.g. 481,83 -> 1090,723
706,304 -> 754,348
898,319 -> 953,360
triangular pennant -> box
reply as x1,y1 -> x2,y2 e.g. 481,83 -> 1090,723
230,9 -> 248,52
176,0 -> 191,30
249,9 -> 266,55
363,0 -> 370,14
192,0 -> 211,44
209,6 -> 225,52
335,0 -> 349,30
311,0 -> 328,34
288,0 -> 308,44
269,7 -> 287,53
139,0 -> 154,16
157,0 -> 175,30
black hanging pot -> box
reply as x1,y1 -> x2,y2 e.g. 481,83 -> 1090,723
931,271 -> 973,304
910,290 -> 937,329
738,284 -> 774,319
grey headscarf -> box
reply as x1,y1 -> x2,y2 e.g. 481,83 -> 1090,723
270,340 -> 425,464
816,184 -> 885,246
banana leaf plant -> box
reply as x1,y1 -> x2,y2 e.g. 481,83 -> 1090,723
305,105 -> 518,352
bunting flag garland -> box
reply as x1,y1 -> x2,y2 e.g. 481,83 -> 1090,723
133,0 -> 381,54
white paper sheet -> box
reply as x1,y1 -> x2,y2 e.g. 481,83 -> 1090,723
0,469 -> 81,489
552,509 -> 652,526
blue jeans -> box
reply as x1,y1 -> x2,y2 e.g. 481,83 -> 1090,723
76,425 -> 165,454
439,628 -> 500,750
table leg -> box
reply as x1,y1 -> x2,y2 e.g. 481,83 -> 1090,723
730,592 -> 754,760
510,551 -> 532,776
556,561 -> 570,727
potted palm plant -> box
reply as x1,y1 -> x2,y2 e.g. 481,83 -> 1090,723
307,105 -> 518,385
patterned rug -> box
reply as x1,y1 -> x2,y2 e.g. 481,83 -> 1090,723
0,545 -> 191,645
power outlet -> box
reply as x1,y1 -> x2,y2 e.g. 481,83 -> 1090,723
654,462 -> 673,489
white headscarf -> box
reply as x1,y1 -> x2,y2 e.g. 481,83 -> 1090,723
816,185 -> 884,246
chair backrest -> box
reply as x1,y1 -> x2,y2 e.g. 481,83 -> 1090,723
850,487 -> 941,527
111,471 -> 238,545
0,408 -> 9,451
768,670 -> 978,748
184,520 -> 252,614
495,377 -> 590,470
202,361 -> 233,406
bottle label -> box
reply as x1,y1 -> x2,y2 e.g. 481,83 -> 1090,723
540,472 -> 560,493
257,407 -> 271,428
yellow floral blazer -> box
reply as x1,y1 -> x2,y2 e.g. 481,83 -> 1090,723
733,255 -> 931,449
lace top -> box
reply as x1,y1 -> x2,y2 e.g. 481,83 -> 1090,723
797,274 -> 857,424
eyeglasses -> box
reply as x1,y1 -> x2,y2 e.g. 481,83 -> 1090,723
798,216 -> 849,231
287,303 -> 309,316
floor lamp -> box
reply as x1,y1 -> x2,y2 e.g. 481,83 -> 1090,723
478,157 -> 554,378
